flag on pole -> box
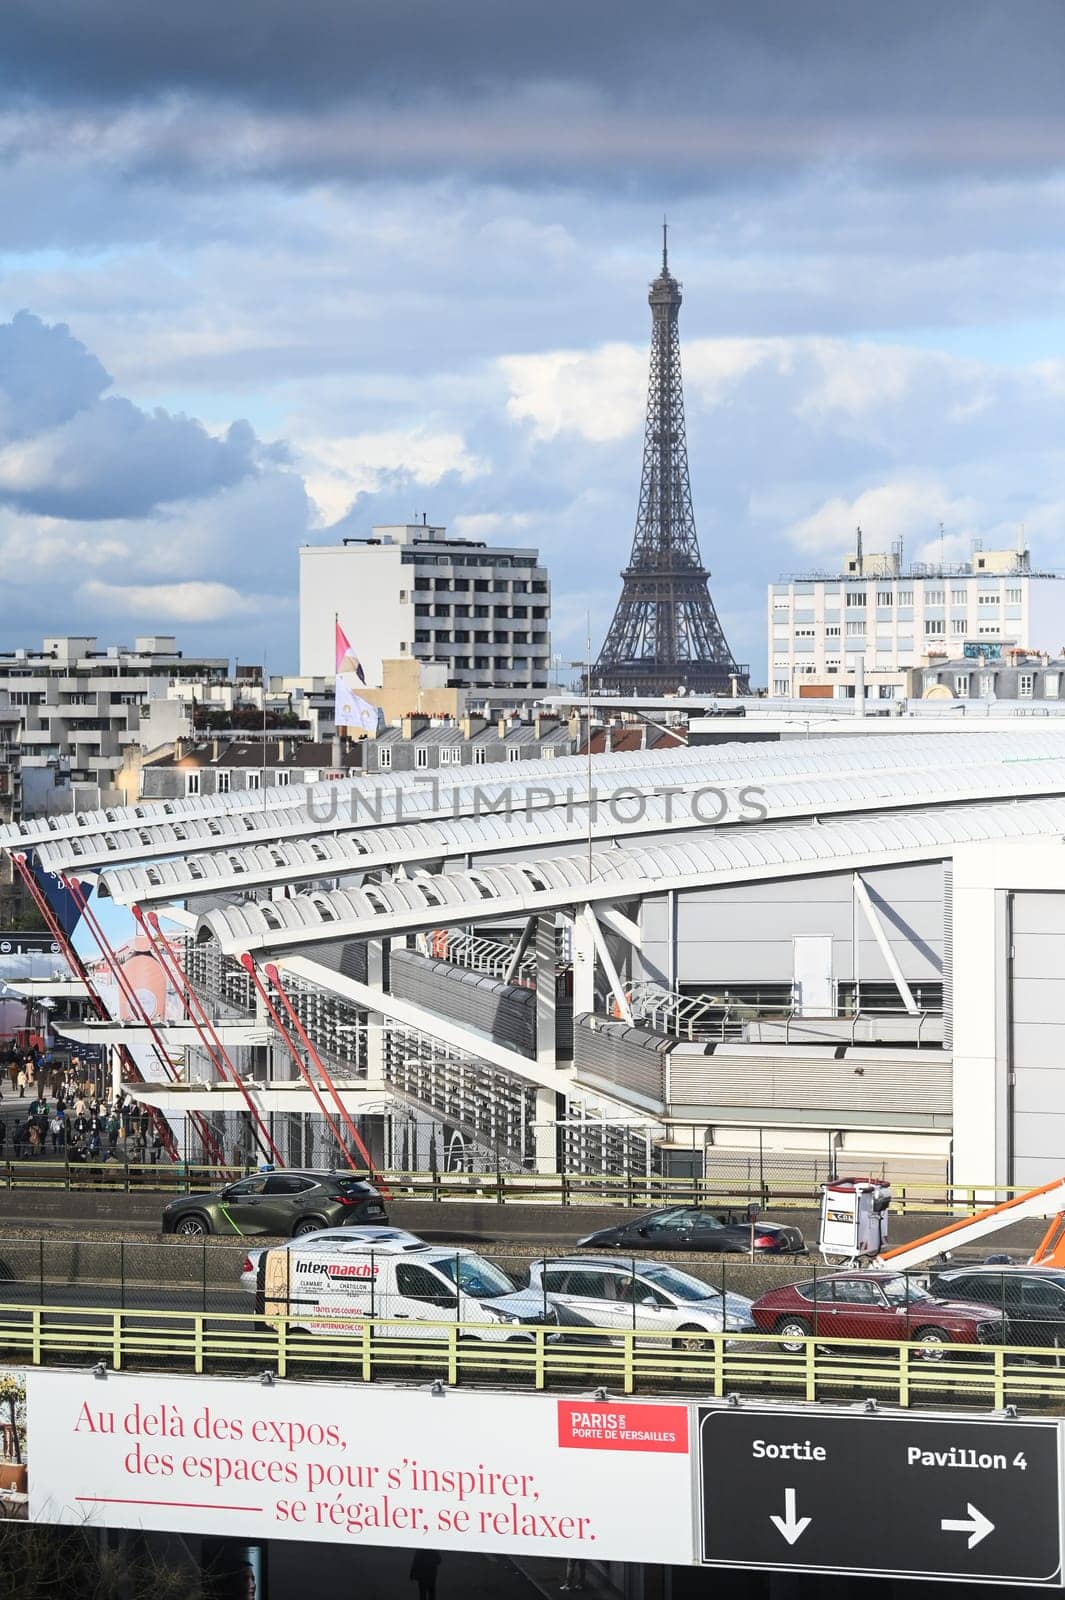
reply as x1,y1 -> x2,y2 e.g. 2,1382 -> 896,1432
334,619 -> 378,734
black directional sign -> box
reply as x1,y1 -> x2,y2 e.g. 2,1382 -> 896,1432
699,1407 -> 1063,1585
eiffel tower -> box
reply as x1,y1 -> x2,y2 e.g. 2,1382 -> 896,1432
591,228 -> 748,696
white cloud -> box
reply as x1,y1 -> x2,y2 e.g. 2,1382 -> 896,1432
501,344 -> 646,443
796,341 -> 930,421
81,579 -> 278,622
0,513 -> 129,571
784,480 -> 983,556
298,428 -> 487,523
451,510 -> 535,539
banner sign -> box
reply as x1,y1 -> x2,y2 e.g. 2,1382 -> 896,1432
26,1373 -> 695,1564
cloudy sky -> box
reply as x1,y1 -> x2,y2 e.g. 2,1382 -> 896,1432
3,0 -> 1065,683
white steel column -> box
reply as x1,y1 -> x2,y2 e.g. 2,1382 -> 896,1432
535,915 -> 556,1070
571,907 -> 596,1017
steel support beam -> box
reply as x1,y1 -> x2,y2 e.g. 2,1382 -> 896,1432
853,872 -> 919,1016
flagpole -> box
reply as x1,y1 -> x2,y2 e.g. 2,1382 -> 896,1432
334,610 -> 343,742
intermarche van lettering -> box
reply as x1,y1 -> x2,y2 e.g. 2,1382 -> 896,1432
557,1402 -> 689,1454
26,1372 -> 695,1565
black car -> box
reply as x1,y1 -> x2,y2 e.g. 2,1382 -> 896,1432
929,1266 -> 1065,1350
162,1169 -> 387,1237
577,1205 -> 806,1256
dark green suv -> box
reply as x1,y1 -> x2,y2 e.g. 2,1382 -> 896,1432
162,1170 -> 386,1237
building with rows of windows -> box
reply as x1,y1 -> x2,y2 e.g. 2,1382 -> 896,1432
918,652 -> 1065,702
299,522 -> 551,696
767,539 -> 1065,699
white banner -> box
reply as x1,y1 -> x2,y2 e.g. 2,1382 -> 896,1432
27,1372 -> 694,1564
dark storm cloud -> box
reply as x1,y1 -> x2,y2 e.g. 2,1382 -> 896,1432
2,0 -> 1062,117
0,312 -> 263,518
0,310 -> 109,437
5,1 -> 1065,188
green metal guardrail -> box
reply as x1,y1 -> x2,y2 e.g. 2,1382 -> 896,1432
1,1303 -> 1064,1410
0,1161 -> 1038,1217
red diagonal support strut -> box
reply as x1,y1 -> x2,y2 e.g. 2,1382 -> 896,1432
261,959 -> 387,1195
9,854 -> 180,1161
137,908 -> 284,1167
238,953 -> 357,1172
63,875 -> 224,1167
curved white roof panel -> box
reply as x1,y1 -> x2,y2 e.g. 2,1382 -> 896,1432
196,794 -> 1065,956
9,726 -> 1065,861
24,728 -> 1065,878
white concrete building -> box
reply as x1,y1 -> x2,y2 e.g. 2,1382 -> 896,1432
299,523 -> 551,694
0,636 -> 228,815
768,540 -> 1065,699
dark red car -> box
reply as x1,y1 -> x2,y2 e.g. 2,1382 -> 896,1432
751,1271 -> 1008,1356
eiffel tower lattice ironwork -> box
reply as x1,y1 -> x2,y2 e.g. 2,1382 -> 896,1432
591,229 -> 748,696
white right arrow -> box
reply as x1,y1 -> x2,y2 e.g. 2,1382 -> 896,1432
941,1504 -> 995,1550
770,1487 -> 812,1546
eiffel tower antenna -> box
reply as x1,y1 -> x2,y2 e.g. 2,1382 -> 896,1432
591,231 -> 748,697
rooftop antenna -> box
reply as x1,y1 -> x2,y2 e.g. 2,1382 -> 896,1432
939,520 -> 945,572
662,215 -> 669,274
855,524 -> 864,578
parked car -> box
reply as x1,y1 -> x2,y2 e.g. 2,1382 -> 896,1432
929,1266 -> 1065,1351
259,1236 -> 543,1343
240,1225 -> 423,1294
751,1271 -> 1009,1355
526,1256 -> 754,1349
577,1206 -> 806,1256
162,1169 -> 387,1237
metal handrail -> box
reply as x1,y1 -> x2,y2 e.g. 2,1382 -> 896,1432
0,1301 -> 1053,1408
0,1160 -> 1045,1216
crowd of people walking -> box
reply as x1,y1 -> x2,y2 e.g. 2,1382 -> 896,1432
0,1046 -> 163,1164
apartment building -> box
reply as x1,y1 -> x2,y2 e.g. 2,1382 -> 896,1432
299,522 -> 551,695
919,651 -> 1065,702
0,636 -> 228,815
137,734 -> 363,800
768,541 -> 1065,699
363,712 -> 572,774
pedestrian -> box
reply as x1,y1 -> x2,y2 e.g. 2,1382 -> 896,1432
0,1120 -> 6,1159
409,1550 -> 441,1600
561,1557 -> 587,1592
107,1112 -> 120,1155
6,1058 -> 16,1093
49,1110 -> 64,1153
16,1068 -> 25,1099
12,1121 -> 24,1160
26,1121 -> 40,1156
149,1130 -> 163,1165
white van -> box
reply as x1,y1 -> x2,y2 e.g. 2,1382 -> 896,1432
260,1235 -> 549,1343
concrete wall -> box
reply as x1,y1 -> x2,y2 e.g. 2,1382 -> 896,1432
636,861 -> 945,993
1011,891 -> 1065,1185
300,545 -> 409,682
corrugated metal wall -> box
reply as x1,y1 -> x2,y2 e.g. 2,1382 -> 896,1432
390,948 -> 536,1057
1010,892 -> 1065,1185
